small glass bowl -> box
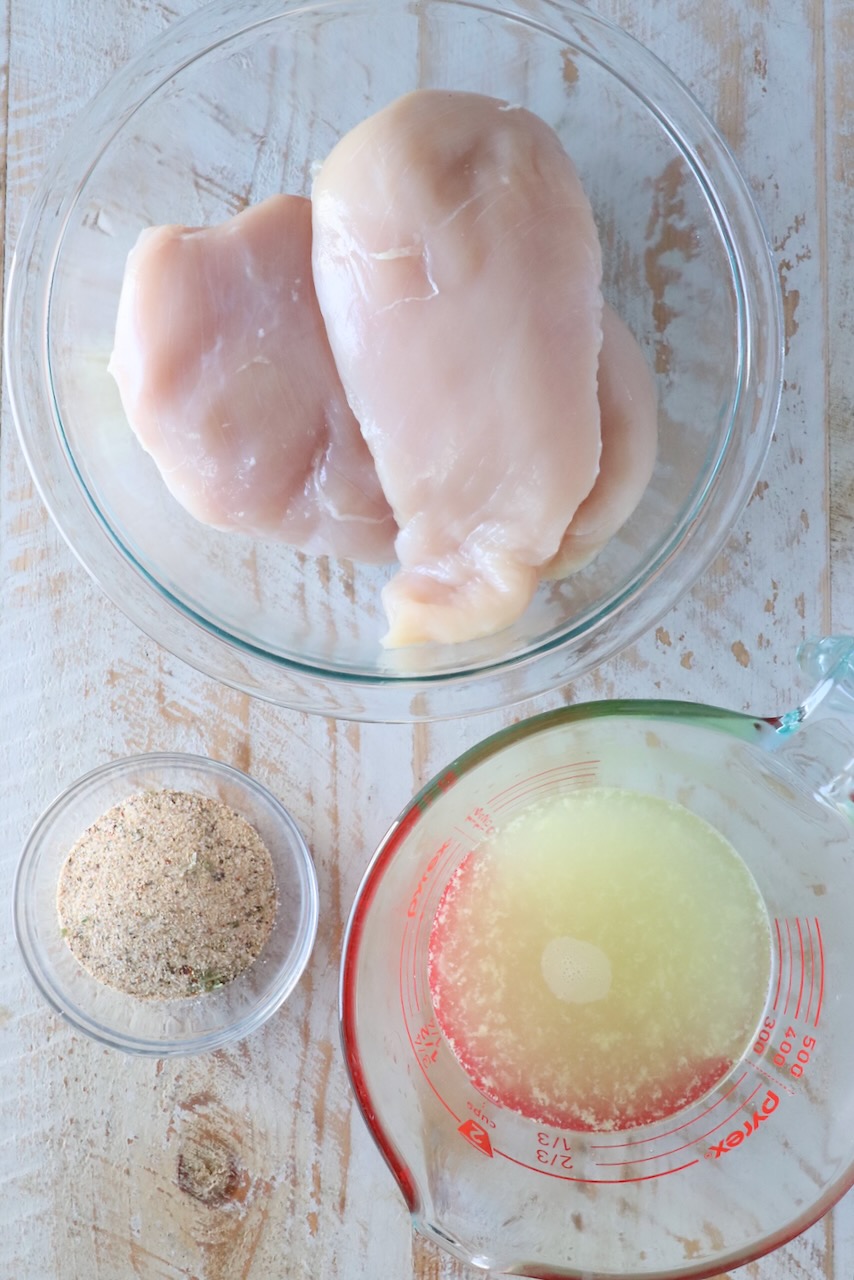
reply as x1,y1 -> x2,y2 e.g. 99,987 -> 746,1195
13,753 -> 318,1056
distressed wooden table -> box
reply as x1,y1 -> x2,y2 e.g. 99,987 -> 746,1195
1,1 -> 852,1277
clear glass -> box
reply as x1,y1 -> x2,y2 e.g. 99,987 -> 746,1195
14,753 -> 319,1056
5,0 -> 782,720
341,638 -> 854,1278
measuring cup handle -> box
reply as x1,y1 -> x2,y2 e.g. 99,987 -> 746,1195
795,636 -> 854,732
766,636 -> 854,812
797,636 -> 854,687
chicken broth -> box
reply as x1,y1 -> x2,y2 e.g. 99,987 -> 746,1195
428,786 -> 772,1131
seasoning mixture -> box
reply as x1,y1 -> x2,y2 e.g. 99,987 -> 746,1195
56,789 -> 278,1000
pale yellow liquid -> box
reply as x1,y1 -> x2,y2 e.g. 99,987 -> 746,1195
428,787 -> 771,1132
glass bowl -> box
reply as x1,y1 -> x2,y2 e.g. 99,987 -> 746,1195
5,0 -> 783,721
13,753 -> 319,1056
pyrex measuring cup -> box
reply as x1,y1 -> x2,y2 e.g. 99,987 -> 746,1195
340,637 -> 854,1279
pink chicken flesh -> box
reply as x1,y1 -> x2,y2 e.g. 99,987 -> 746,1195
549,305 -> 658,575
108,194 -> 396,562
312,90 -> 604,647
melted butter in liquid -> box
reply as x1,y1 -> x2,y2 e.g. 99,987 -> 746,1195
541,935 -> 612,1004
428,787 -> 772,1132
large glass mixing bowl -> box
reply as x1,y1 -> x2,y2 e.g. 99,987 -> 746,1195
5,0 -> 782,720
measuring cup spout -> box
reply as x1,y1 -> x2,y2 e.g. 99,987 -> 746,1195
763,636 -> 854,811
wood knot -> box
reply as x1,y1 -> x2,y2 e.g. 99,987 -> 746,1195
176,1130 -> 247,1206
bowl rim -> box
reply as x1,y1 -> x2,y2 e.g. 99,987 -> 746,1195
12,751 -> 320,1056
4,0 -> 784,720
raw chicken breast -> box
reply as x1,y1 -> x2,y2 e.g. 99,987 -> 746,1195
312,90 -> 603,646
548,305 -> 658,575
109,194 -> 396,562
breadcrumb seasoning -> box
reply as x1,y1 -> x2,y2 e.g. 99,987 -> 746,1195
56,790 -> 277,1000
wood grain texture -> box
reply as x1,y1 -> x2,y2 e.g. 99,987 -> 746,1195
827,0 -> 854,637
0,0 -> 851,1277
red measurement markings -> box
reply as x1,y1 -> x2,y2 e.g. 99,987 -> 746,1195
773,918 -> 784,1011
399,970 -> 461,1127
594,1081 -> 763,1168
704,1088 -> 780,1160
815,917 -> 825,1029
493,774 -> 599,814
462,807 -> 496,838
750,1059 -> 796,1097
401,909 -> 423,1018
488,760 -> 599,800
458,1119 -> 493,1157
466,1101 -> 496,1129
410,1053 -> 458,1123
590,1071 -> 748,1151
402,978 -> 508,1134
412,1019 -> 442,1071
405,839 -> 461,1015
411,908 -> 425,1016
768,1024 -> 816,1078
491,773 -> 598,814
499,1149 -> 699,1184
396,992 -> 705,1187
397,971 -> 699,1185
794,918 -> 806,1020
488,762 -> 600,810
805,917 -> 815,1024
399,912 -> 417,1019
773,916 -> 822,1024
406,839 -> 457,919
753,1015 -> 815,1091
398,940 -> 415,1035
534,1132 -> 573,1172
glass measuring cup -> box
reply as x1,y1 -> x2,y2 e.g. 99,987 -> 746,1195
341,637 -> 854,1279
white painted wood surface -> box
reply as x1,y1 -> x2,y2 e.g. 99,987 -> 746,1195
0,0 -> 851,1276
